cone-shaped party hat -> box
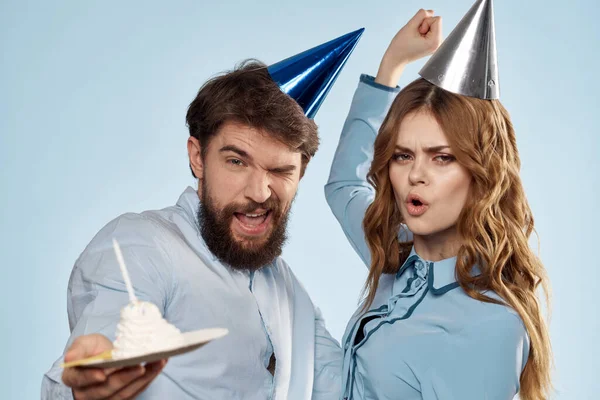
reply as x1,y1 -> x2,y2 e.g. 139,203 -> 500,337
268,28 -> 364,118
419,0 -> 499,99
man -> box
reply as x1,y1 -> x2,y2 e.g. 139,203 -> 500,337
42,29 -> 363,400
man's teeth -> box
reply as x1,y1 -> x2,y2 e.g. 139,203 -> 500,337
245,212 -> 267,218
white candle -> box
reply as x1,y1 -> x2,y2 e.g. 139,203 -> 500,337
112,238 -> 138,304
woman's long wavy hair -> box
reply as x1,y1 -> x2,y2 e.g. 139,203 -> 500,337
362,78 -> 552,400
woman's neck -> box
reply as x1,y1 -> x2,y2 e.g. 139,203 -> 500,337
412,225 -> 462,262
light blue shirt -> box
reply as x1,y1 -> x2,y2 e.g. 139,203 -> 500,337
42,186 -> 342,400
325,75 -> 530,400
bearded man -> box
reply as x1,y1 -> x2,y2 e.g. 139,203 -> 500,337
41,28 -> 363,400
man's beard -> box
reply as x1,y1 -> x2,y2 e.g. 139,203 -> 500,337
197,180 -> 291,272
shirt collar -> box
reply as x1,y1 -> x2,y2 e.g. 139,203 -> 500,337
176,186 -> 201,223
397,247 -> 481,295
175,186 -> 217,260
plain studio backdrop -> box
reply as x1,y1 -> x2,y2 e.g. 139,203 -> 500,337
1,0 -> 598,398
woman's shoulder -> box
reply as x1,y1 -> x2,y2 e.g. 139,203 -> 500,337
445,286 -> 528,340
462,291 -> 529,345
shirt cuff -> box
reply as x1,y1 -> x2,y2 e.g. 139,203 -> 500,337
359,74 -> 401,93
345,74 -> 400,122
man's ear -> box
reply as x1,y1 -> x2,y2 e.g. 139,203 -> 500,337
187,136 -> 203,179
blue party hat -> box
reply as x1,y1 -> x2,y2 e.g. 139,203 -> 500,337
268,28 -> 364,118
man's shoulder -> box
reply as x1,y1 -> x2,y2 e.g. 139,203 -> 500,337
99,209 -> 174,240
78,206 -> 186,261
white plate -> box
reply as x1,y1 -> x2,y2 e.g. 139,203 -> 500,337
63,328 -> 228,369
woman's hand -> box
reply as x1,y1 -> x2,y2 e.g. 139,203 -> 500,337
375,9 -> 443,87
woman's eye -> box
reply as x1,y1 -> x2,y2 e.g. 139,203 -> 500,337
435,154 -> 455,163
392,153 -> 412,162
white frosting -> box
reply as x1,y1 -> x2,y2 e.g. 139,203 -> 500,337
112,301 -> 184,359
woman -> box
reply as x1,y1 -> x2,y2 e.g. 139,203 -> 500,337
325,9 -> 552,400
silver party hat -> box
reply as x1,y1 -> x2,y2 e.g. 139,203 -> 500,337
419,0 -> 499,99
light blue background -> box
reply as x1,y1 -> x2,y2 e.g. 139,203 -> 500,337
1,0 -> 598,398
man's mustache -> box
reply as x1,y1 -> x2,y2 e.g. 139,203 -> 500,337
224,198 -> 282,216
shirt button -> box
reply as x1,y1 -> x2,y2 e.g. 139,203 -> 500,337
344,343 -> 349,350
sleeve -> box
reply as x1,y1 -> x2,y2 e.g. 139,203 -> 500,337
41,213 -> 176,399
311,306 -> 343,400
420,313 -> 530,400
324,74 -> 402,268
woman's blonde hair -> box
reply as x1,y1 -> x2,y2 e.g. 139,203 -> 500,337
363,78 -> 552,399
